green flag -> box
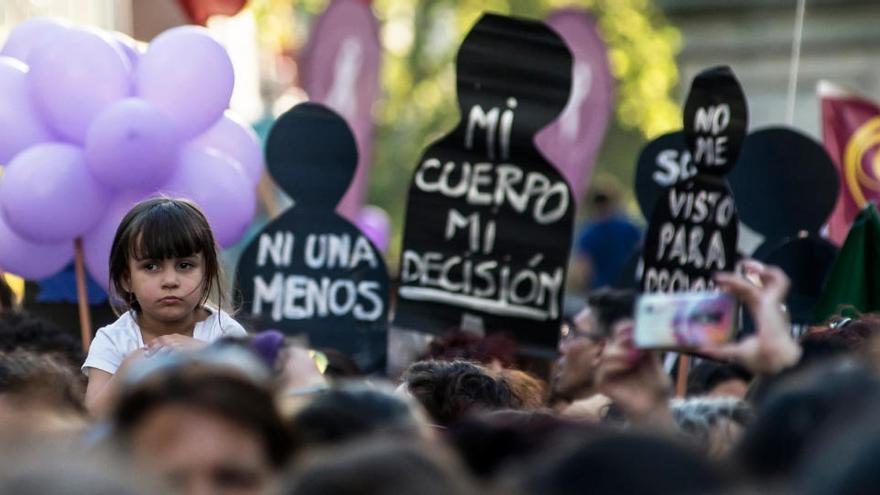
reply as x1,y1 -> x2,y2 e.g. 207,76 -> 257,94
815,204 -> 880,322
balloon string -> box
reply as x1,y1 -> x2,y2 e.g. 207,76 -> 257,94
786,0 -> 807,126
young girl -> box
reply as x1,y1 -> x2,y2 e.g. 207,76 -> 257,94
83,198 -> 247,415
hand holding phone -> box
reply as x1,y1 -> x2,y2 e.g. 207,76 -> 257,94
701,261 -> 801,374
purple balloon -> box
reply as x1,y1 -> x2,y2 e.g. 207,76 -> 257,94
85,98 -> 179,191
0,17 -> 70,63
0,209 -> 73,280
28,27 -> 132,144
113,32 -> 142,68
0,143 -> 110,243
191,112 -> 264,185
136,26 -> 234,139
83,192 -> 148,289
355,205 -> 391,253
0,57 -> 54,163
161,147 -> 256,247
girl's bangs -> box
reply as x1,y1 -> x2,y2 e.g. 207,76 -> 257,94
128,204 -> 212,261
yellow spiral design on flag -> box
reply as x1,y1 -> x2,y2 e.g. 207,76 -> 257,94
844,116 -> 880,208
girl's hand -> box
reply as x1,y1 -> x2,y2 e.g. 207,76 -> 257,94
146,334 -> 207,357
700,260 -> 802,375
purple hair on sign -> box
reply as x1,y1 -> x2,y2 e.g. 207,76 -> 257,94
535,9 -> 614,203
301,0 -> 382,222
250,329 -> 285,368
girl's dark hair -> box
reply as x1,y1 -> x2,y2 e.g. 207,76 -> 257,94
108,198 -> 224,315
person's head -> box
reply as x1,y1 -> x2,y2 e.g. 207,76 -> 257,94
0,350 -> 86,437
400,360 -> 519,427
552,289 -> 635,402
687,361 -> 752,399
517,431 -> 726,495
0,313 -> 83,370
287,439 -> 478,495
671,397 -> 753,458
736,361 -> 880,482
801,313 -> 880,364
495,369 -> 547,409
586,176 -> 623,217
291,382 -> 431,453
113,364 -> 292,495
109,197 -> 224,322
795,402 -> 880,495
449,410 -> 592,479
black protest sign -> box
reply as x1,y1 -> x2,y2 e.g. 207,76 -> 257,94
235,102 -> 389,372
683,66 -> 747,176
641,66 -> 745,293
394,13 -> 574,352
634,130 -> 691,219
641,177 -> 739,292
754,234 -> 838,324
729,127 -> 839,241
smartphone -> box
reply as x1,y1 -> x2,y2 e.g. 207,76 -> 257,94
634,291 -> 738,350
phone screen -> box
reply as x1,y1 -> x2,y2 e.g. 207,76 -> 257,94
634,292 -> 738,350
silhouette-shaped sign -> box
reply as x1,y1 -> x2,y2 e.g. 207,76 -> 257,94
634,130 -> 691,220
754,234 -> 838,324
729,127 -> 839,242
236,102 -> 389,372
641,66 -> 746,292
394,14 -> 575,352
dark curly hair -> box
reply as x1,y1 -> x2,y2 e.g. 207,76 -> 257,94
0,313 -> 83,369
401,360 -> 520,427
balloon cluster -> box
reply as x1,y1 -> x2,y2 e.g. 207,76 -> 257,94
0,18 -> 261,286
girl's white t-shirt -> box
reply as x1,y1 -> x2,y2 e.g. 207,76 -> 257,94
81,309 -> 247,375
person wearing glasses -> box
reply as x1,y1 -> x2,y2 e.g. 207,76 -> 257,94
549,289 -> 636,416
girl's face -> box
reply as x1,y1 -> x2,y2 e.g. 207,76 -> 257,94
126,253 -> 206,326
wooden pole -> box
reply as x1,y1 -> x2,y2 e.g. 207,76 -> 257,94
73,238 -> 93,351
675,354 -> 690,397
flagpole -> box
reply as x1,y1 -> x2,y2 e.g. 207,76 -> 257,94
785,0 -> 807,125
73,238 -> 93,351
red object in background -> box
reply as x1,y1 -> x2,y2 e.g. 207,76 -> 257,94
177,0 -> 247,25
819,81 -> 880,245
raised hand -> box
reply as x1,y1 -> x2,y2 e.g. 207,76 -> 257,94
701,260 -> 801,375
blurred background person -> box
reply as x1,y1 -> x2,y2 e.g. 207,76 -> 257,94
571,178 -> 642,292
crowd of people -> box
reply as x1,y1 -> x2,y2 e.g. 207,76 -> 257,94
0,197 -> 877,495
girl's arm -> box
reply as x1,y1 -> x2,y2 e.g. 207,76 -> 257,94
85,348 -> 146,417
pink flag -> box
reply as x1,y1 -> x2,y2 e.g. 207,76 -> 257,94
301,0 -> 381,221
819,81 -> 880,245
536,8 -> 614,203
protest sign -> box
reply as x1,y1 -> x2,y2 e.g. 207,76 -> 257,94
236,103 -> 389,371
729,127 -> 839,242
394,14 -> 574,352
641,66 -> 746,293
755,234 -> 838,324
634,130 -> 690,220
